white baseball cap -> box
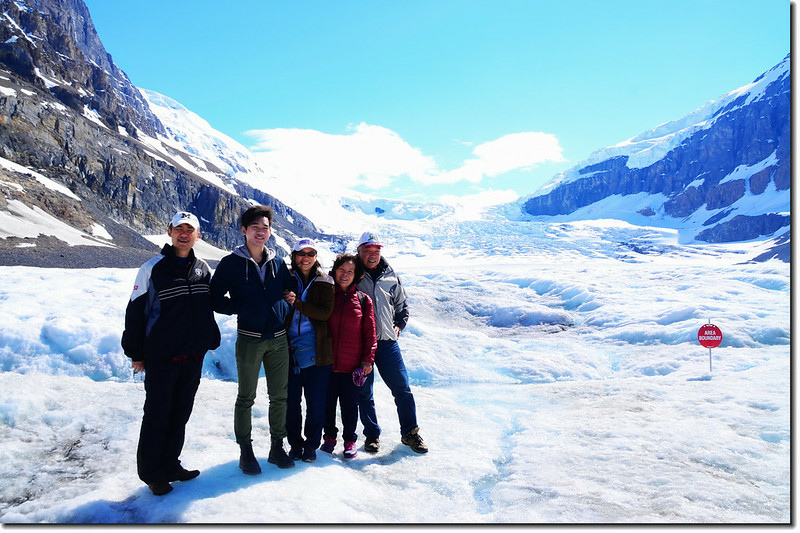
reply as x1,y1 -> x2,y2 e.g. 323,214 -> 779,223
357,231 -> 383,248
171,211 -> 200,230
292,237 -> 318,252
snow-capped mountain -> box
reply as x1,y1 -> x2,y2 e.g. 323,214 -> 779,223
516,55 -> 790,249
138,89 -> 266,187
0,0 -> 326,266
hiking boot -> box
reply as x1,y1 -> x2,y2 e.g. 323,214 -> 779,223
268,439 -> 296,469
401,427 -> 428,454
147,478 -> 173,496
288,445 -> 303,461
302,447 -> 317,463
239,442 -> 262,475
364,437 -> 380,453
320,435 -> 336,454
343,441 -> 358,459
167,467 -> 200,483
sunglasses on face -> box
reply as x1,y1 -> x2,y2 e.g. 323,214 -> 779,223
295,251 -> 317,257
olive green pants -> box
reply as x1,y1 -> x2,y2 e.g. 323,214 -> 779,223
234,334 -> 290,443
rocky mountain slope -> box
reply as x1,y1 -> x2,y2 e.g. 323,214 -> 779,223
0,0 -> 326,267
518,55 -> 790,256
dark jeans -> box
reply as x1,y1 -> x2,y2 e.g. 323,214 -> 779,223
324,371 -> 359,443
357,340 -> 418,438
287,364 -> 331,450
137,356 -> 203,484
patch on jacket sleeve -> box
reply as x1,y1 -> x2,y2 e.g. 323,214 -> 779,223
129,255 -> 161,301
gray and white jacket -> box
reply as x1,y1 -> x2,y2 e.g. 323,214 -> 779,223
357,257 -> 409,342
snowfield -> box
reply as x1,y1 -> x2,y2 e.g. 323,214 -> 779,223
0,212 -> 790,524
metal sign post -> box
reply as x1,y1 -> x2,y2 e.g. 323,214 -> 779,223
697,321 -> 723,372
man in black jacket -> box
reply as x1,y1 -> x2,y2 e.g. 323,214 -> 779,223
122,211 -> 221,496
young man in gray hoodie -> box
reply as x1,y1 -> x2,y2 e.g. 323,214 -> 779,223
210,205 -> 295,472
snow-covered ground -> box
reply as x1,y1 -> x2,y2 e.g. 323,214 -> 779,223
0,210 -> 790,523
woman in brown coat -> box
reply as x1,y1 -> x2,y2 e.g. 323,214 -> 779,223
283,238 -> 335,463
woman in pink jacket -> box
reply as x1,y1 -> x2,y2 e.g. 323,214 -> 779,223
320,253 -> 377,459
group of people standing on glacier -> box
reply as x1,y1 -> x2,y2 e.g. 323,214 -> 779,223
121,205 -> 427,496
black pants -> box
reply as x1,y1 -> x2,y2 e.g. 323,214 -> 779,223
324,371 -> 359,443
137,357 -> 203,483
287,364 -> 331,450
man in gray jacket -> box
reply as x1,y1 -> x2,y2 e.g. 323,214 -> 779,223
355,231 -> 427,454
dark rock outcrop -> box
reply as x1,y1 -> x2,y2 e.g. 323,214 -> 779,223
694,214 -> 790,243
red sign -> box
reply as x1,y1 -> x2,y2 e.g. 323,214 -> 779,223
698,324 -> 723,348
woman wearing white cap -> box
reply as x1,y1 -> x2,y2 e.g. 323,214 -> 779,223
282,238 -> 335,462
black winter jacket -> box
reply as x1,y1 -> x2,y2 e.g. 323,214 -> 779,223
121,244 -> 221,362
210,245 -> 294,339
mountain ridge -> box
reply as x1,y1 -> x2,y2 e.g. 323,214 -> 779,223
516,55 -> 790,252
0,0 -> 332,266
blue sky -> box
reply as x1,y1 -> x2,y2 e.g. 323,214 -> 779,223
83,0 -> 790,202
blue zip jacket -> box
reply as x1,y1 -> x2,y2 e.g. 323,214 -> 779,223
288,271 -> 318,368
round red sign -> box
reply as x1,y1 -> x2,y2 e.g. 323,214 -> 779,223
698,324 -> 723,348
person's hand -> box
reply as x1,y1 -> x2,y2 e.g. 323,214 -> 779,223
132,360 -> 145,372
362,362 -> 373,375
394,325 -> 402,337
284,290 -> 296,305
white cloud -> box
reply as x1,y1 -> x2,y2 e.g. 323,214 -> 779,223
245,122 -> 437,190
246,124 -> 564,192
429,132 -> 566,185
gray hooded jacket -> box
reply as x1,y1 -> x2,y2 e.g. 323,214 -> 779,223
357,257 -> 408,342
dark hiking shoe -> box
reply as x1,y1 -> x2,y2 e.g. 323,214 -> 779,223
268,439 -> 296,469
288,445 -> 303,461
401,427 -> 428,454
302,447 -> 317,463
239,442 -> 262,475
167,468 -> 200,482
320,436 -> 336,453
364,437 -> 380,453
147,478 -> 173,496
